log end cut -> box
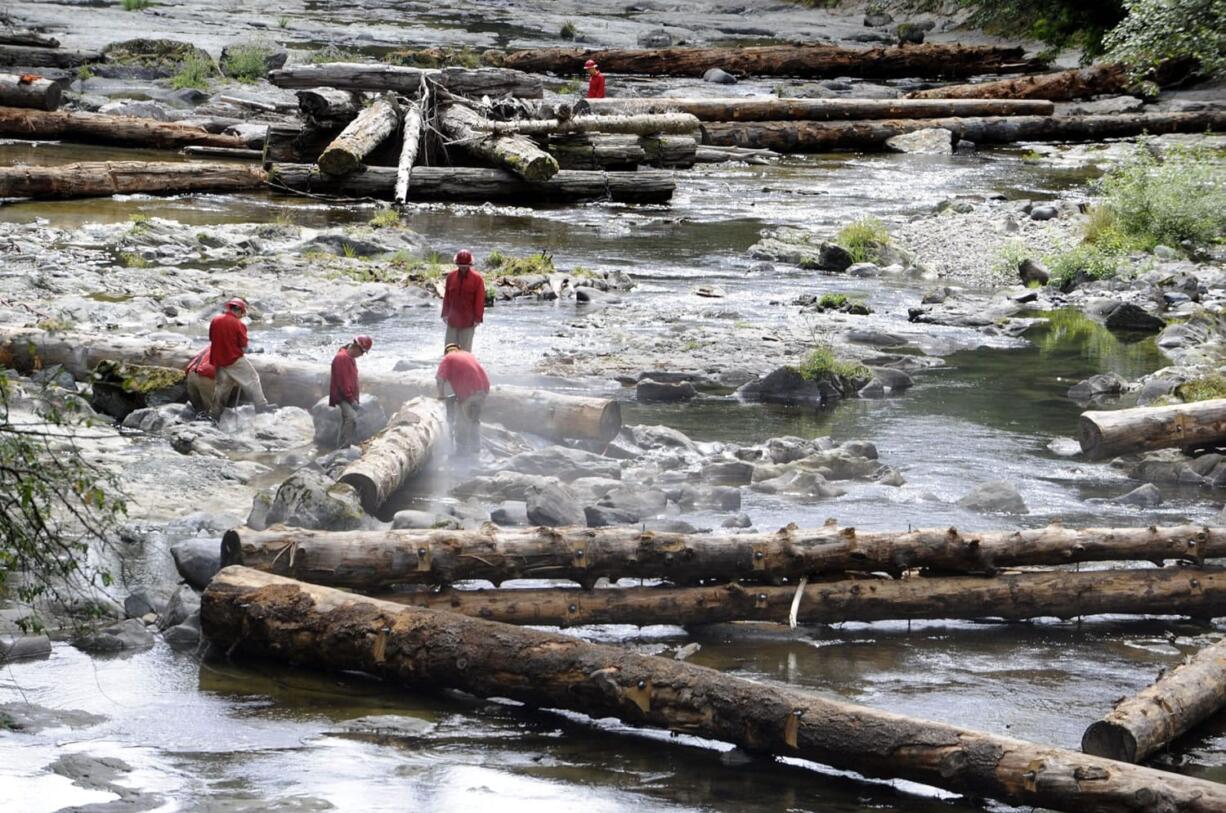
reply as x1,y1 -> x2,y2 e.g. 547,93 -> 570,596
1078,413 -> 1106,460
221,528 -> 244,569
599,400 -> 622,443
1081,720 -> 1138,763
338,471 -> 379,515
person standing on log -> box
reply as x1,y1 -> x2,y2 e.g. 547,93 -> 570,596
330,334 -> 373,448
435,343 -> 490,458
584,59 -> 605,99
440,249 -> 485,352
208,297 -> 269,419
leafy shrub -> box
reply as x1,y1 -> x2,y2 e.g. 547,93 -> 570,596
1045,242 -> 1126,287
485,250 -> 554,276
222,45 -> 271,83
119,252 -> 149,268
836,217 -> 889,264
797,346 -> 870,382
818,293 -> 849,309
1176,374 -> 1226,402
122,0 -> 151,10
991,240 -> 1031,279
368,209 -> 401,229
559,21 -> 578,40
170,53 -> 214,90
308,46 -> 363,65
1105,0 -> 1226,90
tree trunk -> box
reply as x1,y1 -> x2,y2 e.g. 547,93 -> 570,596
0,31 -> 61,48
317,94 -> 400,176
493,44 -> 1044,80
0,160 -> 267,200
377,567 -> 1226,628
0,106 -> 249,149
0,73 -> 61,111
584,97 -> 1056,121
439,104 -> 559,182
1083,638 -> 1226,763
182,145 -> 263,160
268,63 -> 542,99
337,397 -> 444,514
478,112 -> 700,137
1080,400 -> 1226,460
262,122 -> 342,165
0,43 -> 99,69
219,523 -> 1226,590
701,111 -> 1226,152
548,134 -> 644,170
202,566 -> 1226,813
0,327 -> 622,442
394,101 -> 423,204
640,134 -> 697,167
269,163 -> 674,205
908,65 -> 1128,101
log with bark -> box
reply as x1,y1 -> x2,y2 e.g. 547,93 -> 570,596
439,104 -> 559,182
0,161 -> 267,200
0,72 -> 62,111
640,134 -> 697,168
1080,400 -> 1226,460
378,567 -> 1226,627
0,43 -> 99,69
268,63 -> 542,99
219,523 -> 1226,590
0,327 -> 622,442
477,112 -> 700,137
908,64 -> 1129,101
548,134 -> 645,170
0,31 -> 60,48
701,110 -> 1226,152
317,93 -> 400,176
262,122 -> 342,165
296,88 -> 364,127
1083,637 -> 1226,763
394,101 -> 423,204
338,397 -> 444,514
202,566 -> 1226,813
0,106 -> 249,149
493,44 -> 1044,80
584,97 -> 1056,121
269,163 -> 674,205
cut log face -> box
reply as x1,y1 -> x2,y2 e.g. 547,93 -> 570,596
337,397 -> 444,514
439,104 -> 559,182
584,97 -> 1056,121
0,72 -> 62,111
202,566 -> 1226,813
0,161 -> 267,200
0,106 -> 250,149
317,94 -> 400,176
1080,400 -> 1226,460
268,63 -> 542,99
296,88 -> 364,125
262,123 -> 343,165
908,64 -> 1127,101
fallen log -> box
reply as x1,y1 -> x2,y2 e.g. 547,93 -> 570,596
182,145 -> 263,160
1083,637 -> 1226,763
584,97 -> 1056,121
439,104 -> 559,182
394,101 -> 422,204
317,93 -> 400,176
0,161 -> 267,200
296,88 -> 363,127
0,43 -> 99,69
693,145 -> 780,164
1080,400 -> 1226,460
494,44 -> 1044,80
0,31 -> 61,48
0,72 -> 61,111
702,110 -> 1226,152
203,566 -> 1226,813
908,64 -> 1128,101
338,397 -> 444,514
0,327 -> 621,442
219,524 -> 1226,589
640,134 -> 697,168
0,106 -> 249,149
380,567 -> 1226,627
548,134 -> 644,170
269,163 -> 674,205
478,112 -> 700,137
268,63 -> 541,99
262,122 -> 342,165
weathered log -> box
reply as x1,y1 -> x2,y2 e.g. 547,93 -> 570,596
702,111 -> 1226,152
478,112 -> 700,137
394,101 -> 422,204
380,567 -> 1226,627
1080,400 -> 1226,460
640,134 -> 697,168
216,94 -> 292,114
0,106 -> 248,149
0,72 -> 61,111
262,122 -> 342,165
338,397 -> 444,513
1083,637 -> 1226,763
693,145 -> 780,164
439,104 -> 559,182
0,161 -> 267,200
0,327 -> 621,442
317,94 -> 400,176
203,566 -> 1226,813
0,31 -> 60,48
182,145 -> 263,160
494,44 -> 1044,80
268,63 -> 541,99
269,163 -> 674,205
909,65 -> 1128,101
548,134 -> 644,170
219,524 -> 1226,590
296,88 -> 364,126
584,97 -> 1056,121
0,43 -> 99,69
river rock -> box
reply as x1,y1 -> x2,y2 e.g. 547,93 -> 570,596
1060,95 -> 1144,116
638,28 -> 673,47
1137,376 -> 1180,406
596,486 -> 668,519
1019,259 -> 1050,285
391,510 -> 439,530
170,538 -> 222,590
957,480 -> 1028,514
499,446 -> 621,481
311,394 -> 388,448
753,469 -> 845,498
847,262 -> 880,278
815,242 -> 854,272
262,467 -> 367,531
703,67 -> 738,84
0,634 -> 52,662
637,379 -> 697,403
330,714 -> 437,739
864,12 -> 893,26
525,481 -> 584,527
696,485 -> 742,511
159,585 -> 201,630
869,367 -> 913,392
1029,205 -> 1059,221
1104,302 -> 1166,333
1067,373 -> 1125,402
89,360 -> 187,422
584,504 -> 640,527
99,99 -> 175,121
1116,483 -> 1163,508
490,500 -> 529,526
722,513 -> 753,529
628,424 -> 699,452
885,127 -> 952,154
123,587 -> 172,619
163,611 -> 201,651
896,22 -> 926,44
73,618 -> 155,654
847,329 -> 907,347
0,702 -> 107,733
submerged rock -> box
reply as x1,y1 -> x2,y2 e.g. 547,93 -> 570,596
0,702 -> 106,733
1116,483 -> 1163,508
73,618 -> 155,654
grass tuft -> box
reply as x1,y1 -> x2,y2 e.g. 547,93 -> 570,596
485,250 -> 554,276
836,217 -> 890,264
368,209 -> 401,229
222,45 -> 271,83
170,53 -> 214,90
1177,375 -> 1226,403
797,345 -> 870,383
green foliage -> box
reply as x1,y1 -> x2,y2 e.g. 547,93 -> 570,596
818,293 -> 849,309
340,242 -> 358,259
836,217 -> 890,264
277,15 -> 290,28
384,47 -> 482,69
308,46 -> 363,65
955,0 -> 1125,58
119,252 -> 149,268
121,0 -> 151,10
1176,374 -> 1226,402
1105,0 -> 1226,90
991,240 -> 1031,279
76,65 -> 94,82
222,45 -> 271,83
1045,242 -> 1126,286
127,213 -> 149,234
36,318 -> 73,333
170,53 -> 214,90
557,79 -> 581,95
796,345 -> 870,383
559,21 -> 578,40
368,209 -> 401,229
389,250 -> 448,281
485,250 -> 555,276
1021,149 -> 1044,162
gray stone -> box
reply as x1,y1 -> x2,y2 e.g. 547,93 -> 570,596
526,481 -> 585,527
1116,483 -> 1163,508
697,486 -> 742,511
645,519 -> 702,534
957,480 -> 1029,514
858,380 -> 886,398
1138,376 -> 1179,406
847,329 -> 907,347
885,127 -> 952,154
1067,373 -> 1125,402
159,585 -> 201,630
703,67 -> 738,84
847,262 -> 880,278
330,714 -> 436,739
500,446 -> 622,481
99,99 -> 174,120
954,139 -> 976,154
628,424 -> 698,452
1019,258 -> 1050,285
1105,302 -> 1166,333
490,500 -> 529,526
703,459 -> 754,486
391,510 -> 440,530
246,488 -> 275,530
637,379 -> 697,403
163,612 -> 201,651
263,468 -> 367,530
638,28 -> 673,48
123,586 -> 171,619
584,504 -> 640,527
868,367 -> 913,392
1060,95 -> 1144,116
0,702 -> 106,733
1029,205 -> 1059,221
0,634 -> 52,662
170,537 -> 222,590
73,618 -> 155,654
864,12 -> 893,26
722,513 -> 753,529
311,394 -> 387,449
814,242 -> 853,272
896,23 -> 925,44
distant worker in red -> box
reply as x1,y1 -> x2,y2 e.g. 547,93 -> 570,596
435,343 -> 490,457
584,59 -> 605,99
209,297 -> 268,419
329,334 -> 373,448
440,248 -> 485,352
184,346 -> 216,413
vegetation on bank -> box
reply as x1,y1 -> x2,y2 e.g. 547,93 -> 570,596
1177,374 -> 1226,402
222,45 -> 273,83
836,217 -> 890,264
797,345 -> 871,382
170,53 -> 215,91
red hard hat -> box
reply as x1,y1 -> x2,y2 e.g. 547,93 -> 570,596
454,249 -> 473,266
225,297 -> 248,313
353,334 -> 373,352
584,59 -> 597,69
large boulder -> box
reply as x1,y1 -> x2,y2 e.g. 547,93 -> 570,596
1067,373 -> 1125,403
525,481 -> 585,527
957,480 -> 1029,514
73,619 -> 155,654
885,127 -> 953,154
703,67 -> 737,85
311,394 -> 388,448
1104,302 -> 1167,333
636,379 -> 697,403
159,585 -> 201,630
1116,483 -> 1162,508
169,538 -> 222,590
0,634 -> 52,662
263,468 -> 368,530
99,38 -> 214,79
737,365 -> 867,409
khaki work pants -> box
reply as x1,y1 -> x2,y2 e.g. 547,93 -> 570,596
444,325 -> 476,352
337,400 -> 357,448
454,391 -> 485,457
185,371 -> 215,412
211,356 -> 268,418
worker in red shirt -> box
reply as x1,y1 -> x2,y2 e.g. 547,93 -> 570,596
208,297 -> 268,419
184,346 -> 216,413
435,343 -> 490,457
329,334 -> 373,448
584,59 -> 605,99
440,249 -> 485,352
